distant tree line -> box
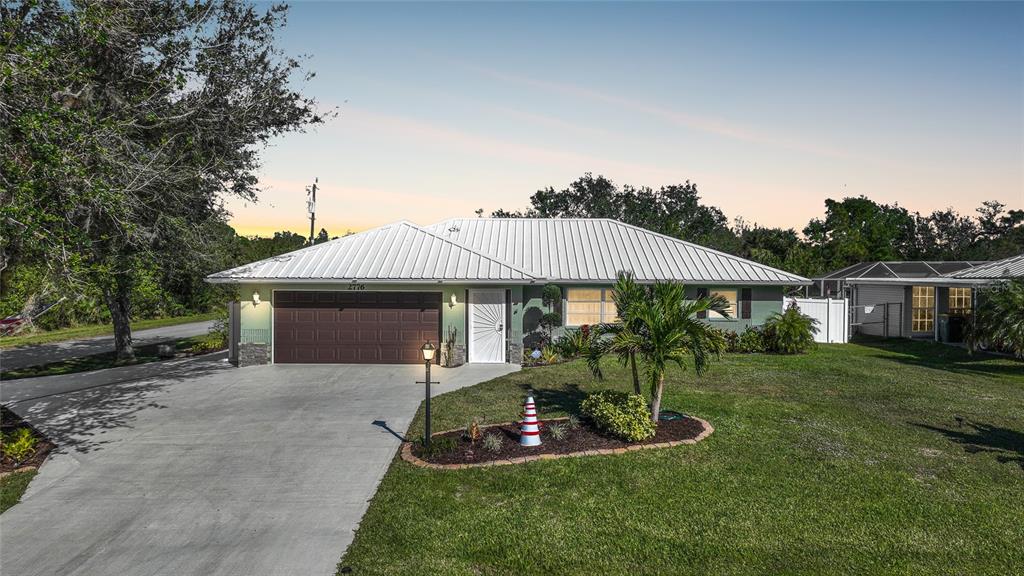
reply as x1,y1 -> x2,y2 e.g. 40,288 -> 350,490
491,173 -> 1023,278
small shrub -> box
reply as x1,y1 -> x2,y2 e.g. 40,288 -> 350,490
481,433 -> 504,453
546,422 -> 568,441
763,305 -> 819,354
539,312 -> 562,345
190,334 -> 225,354
416,436 -> 457,458
580,391 -> 655,442
552,328 -> 592,359
541,346 -> 559,364
566,413 -> 581,429
2,428 -> 38,464
464,418 -> 482,443
737,327 -> 766,353
720,328 -> 740,353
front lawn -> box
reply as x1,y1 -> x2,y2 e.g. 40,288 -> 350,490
339,339 -> 1023,575
0,334 -> 225,380
0,311 -> 217,349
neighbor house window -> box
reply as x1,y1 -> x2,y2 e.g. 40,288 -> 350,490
708,289 -> 738,319
911,286 -> 935,333
566,288 -> 618,326
949,287 -> 972,315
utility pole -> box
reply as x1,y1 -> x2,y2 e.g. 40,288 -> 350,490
305,177 -> 318,244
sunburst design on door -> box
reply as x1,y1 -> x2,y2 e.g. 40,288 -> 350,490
470,290 -> 505,363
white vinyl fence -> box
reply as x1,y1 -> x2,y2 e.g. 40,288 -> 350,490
782,297 -> 849,344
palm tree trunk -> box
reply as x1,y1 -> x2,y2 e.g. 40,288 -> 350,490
630,353 -> 641,396
650,372 -> 664,423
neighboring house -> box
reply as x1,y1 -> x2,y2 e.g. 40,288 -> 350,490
208,218 -> 810,366
950,253 -> 1024,281
812,261 -> 989,342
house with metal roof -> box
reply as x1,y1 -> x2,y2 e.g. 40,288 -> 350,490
811,260 -> 989,343
209,218 -> 810,366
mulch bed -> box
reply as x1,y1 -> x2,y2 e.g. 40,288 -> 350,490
1,406 -> 55,474
412,416 -> 706,466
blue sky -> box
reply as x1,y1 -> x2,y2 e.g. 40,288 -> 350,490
229,1 -> 1024,237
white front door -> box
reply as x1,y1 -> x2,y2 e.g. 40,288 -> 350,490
468,289 -> 506,363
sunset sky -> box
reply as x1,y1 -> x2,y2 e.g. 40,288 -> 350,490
228,1 -> 1024,238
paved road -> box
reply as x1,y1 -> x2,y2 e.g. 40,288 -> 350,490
0,358 -> 518,576
0,320 -> 215,371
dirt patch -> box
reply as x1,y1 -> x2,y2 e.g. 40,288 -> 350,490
412,416 -> 707,466
1,406 -> 55,474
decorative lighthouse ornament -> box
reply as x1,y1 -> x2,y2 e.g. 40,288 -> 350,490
520,396 -> 542,447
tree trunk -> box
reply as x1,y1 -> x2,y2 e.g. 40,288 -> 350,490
630,353 -> 641,396
104,281 -> 134,361
650,372 -> 664,423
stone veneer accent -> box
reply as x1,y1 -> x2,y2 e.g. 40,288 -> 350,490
238,343 -> 270,366
508,342 -> 523,365
445,344 -> 466,367
400,416 -> 714,470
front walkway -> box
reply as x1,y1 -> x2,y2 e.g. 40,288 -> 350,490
0,359 -> 517,576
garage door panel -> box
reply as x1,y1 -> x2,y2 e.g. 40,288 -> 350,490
274,291 -> 441,364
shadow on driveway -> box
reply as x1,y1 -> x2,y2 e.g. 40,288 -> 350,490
1,353 -> 229,455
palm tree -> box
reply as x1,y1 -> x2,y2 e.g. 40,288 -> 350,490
631,282 -> 729,423
587,272 -> 646,395
588,276 -> 729,422
967,279 -> 1024,358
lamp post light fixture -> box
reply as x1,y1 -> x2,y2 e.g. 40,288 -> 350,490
420,341 -> 437,448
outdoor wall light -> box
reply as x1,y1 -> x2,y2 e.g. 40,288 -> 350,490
450,293 -> 458,308
252,290 -> 261,306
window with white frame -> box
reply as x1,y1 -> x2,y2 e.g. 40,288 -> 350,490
708,289 -> 738,319
949,287 -> 971,315
566,288 -> 618,326
912,286 -> 935,333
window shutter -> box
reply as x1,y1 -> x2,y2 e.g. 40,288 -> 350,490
696,288 -> 708,319
740,288 -> 752,319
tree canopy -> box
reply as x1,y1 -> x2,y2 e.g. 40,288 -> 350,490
1,0 -> 325,356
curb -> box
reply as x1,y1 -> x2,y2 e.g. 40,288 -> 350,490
400,416 -> 714,470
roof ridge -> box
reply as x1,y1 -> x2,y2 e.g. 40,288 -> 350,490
404,220 -> 544,279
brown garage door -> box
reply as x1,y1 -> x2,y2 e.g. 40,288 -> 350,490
273,291 -> 441,364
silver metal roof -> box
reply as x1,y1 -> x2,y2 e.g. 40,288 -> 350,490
951,254 -> 1024,279
425,218 -> 809,285
207,221 -> 542,283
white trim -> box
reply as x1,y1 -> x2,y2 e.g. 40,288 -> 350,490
468,288 -> 507,364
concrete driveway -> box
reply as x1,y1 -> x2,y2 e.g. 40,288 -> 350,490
0,358 -> 518,576
1,320 -> 216,371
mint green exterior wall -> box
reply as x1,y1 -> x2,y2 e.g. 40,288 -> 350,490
236,282 -> 783,362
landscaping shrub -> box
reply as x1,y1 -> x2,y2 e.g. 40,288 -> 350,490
481,433 -> 504,453
566,413 -> 581,429
1,428 -> 38,465
737,327 -> 767,353
546,422 -> 568,441
580,391 -> 655,442
464,418 -> 482,443
190,334 -> 226,354
553,325 -> 593,359
762,305 -> 819,354
719,328 -> 740,353
541,346 -> 559,365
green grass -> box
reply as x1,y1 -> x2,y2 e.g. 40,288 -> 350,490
339,339 -> 1024,575
0,334 -> 225,380
0,312 -> 218,349
0,470 -> 37,514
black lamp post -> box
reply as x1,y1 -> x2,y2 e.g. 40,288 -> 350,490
420,341 -> 436,448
